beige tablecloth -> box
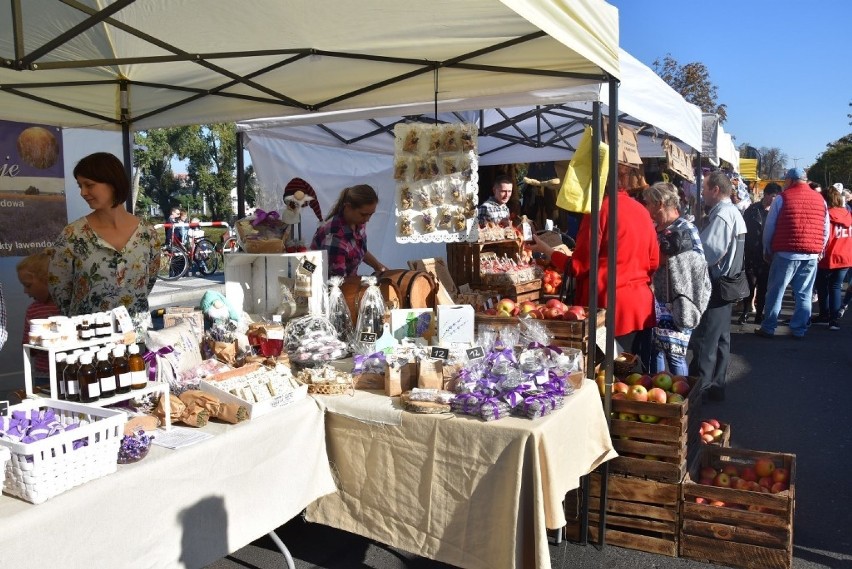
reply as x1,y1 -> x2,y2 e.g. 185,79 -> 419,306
306,379 -> 616,569
0,397 -> 336,569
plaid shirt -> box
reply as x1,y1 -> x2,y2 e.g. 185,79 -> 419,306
311,213 -> 367,277
477,197 -> 510,225
0,283 -> 7,351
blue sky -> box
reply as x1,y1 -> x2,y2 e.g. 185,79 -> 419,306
610,0 -> 852,170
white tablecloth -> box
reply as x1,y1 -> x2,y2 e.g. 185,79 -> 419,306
0,397 -> 336,569
306,380 -> 616,569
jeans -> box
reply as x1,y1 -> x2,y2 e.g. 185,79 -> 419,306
653,348 -> 689,376
815,267 -> 849,320
761,256 -> 818,336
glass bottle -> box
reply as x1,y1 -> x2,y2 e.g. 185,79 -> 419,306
260,314 -> 285,357
96,349 -> 116,398
77,353 -> 100,403
64,353 -> 80,402
113,345 -> 131,394
54,352 -> 68,400
128,344 -> 147,390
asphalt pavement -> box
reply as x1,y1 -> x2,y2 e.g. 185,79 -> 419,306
194,289 -> 852,569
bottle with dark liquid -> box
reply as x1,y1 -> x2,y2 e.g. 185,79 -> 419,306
64,353 -> 80,402
80,316 -> 94,341
96,350 -> 116,398
54,352 -> 68,400
128,344 -> 147,390
113,345 -> 131,394
78,353 -> 100,403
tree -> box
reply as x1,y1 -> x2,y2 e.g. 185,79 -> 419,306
173,123 -> 237,221
653,54 -> 727,123
133,127 -> 187,217
807,134 -> 852,190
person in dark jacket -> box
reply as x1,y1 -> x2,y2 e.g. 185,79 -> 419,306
739,183 -> 781,324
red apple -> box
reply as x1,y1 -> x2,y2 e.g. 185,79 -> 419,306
564,306 -> 586,321
511,306 -> 520,316
755,458 -> 776,478
701,433 -> 714,444
545,298 -> 567,310
611,392 -> 626,400
646,387 -> 668,404
624,373 -> 644,386
695,497 -> 707,505
613,381 -> 630,394
722,465 -> 739,477
740,467 -> 758,482
670,379 -> 691,395
733,478 -> 751,490
712,473 -> 731,488
484,308 -> 497,315
770,482 -> 788,494
666,393 -> 685,404
710,500 -> 726,507
699,477 -> 714,486
700,466 -> 717,480
747,481 -> 762,493
652,373 -> 673,391
638,375 -> 654,390
772,468 -> 789,484
758,476 -> 773,489
627,385 -> 648,402
708,419 -> 721,429
496,299 -> 516,315
700,421 -> 715,434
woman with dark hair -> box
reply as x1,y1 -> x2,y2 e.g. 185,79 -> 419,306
814,185 -> 852,330
311,184 -> 387,277
48,152 -> 160,333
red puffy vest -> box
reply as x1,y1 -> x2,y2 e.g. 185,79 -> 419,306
770,183 -> 826,254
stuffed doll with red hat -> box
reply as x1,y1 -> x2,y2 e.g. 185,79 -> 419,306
282,177 -> 322,225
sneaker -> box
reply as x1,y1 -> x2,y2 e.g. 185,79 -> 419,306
737,313 -> 748,325
830,321 -> 841,331
754,328 -> 774,338
839,306 -> 847,319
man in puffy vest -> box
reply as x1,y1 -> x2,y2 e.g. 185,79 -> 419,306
755,167 -> 829,339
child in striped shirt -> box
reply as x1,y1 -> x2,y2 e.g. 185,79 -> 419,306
17,251 -> 60,382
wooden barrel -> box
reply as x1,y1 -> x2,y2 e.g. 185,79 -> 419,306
378,269 -> 437,309
340,276 -> 401,319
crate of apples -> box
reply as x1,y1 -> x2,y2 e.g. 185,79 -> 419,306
482,298 -> 586,321
698,418 -> 731,446
542,267 -> 562,295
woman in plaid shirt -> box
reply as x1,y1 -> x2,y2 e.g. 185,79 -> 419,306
311,185 -> 388,277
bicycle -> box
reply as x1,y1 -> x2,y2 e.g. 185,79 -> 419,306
157,225 -> 219,281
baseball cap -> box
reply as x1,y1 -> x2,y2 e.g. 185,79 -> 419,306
833,182 -> 844,192
784,167 -> 806,180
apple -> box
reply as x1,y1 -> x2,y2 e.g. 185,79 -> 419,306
708,419 -> 721,429
647,387 -> 668,404
770,482 -> 788,494
740,467 -> 758,482
639,414 -> 660,423
485,308 -> 497,315
700,466 -> 717,480
544,307 -> 564,320
618,412 -> 638,422
652,373 -> 673,391
496,298 -> 516,315
701,433 -> 715,444
564,306 -> 586,321
722,465 -> 739,477
611,392 -> 626,401
772,468 -> 789,484
519,301 -> 537,314
639,375 -> 654,390
755,458 -> 776,478
545,298 -> 567,311
613,382 -> 630,394
747,481 -> 763,493
695,497 -> 707,505
699,477 -> 714,486
733,478 -> 751,490
666,393 -> 685,404
624,373 -> 644,386
710,500 -> 726,507
712,473 -> 731,487
758,476 -> 773,489
711,429 -> 724,441
627,385 -> 648,402
700,422 -> 715,434
511,305 -> 520,316
670,379 -> 691,395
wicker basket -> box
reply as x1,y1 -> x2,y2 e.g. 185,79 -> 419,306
304,382 -> 352,396
613,352 -> 640,377
0,399 -> 126,504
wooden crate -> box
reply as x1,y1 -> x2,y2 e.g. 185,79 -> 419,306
607,377 -> 702,483
446,239 -> 522,288
680,446 -> 796,569
475,308 -> 606,343
565,473 -> 681,557
490,279 -> 541,303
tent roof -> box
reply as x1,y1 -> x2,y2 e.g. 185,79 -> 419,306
0,0 -> 618,130
237,48 -> 702,165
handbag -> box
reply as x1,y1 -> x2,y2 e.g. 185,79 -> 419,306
653,267 -> 691,356
714,234 -> 749,303
555,125 -> 609,214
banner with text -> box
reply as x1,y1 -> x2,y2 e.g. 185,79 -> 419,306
0,120 -> 66,257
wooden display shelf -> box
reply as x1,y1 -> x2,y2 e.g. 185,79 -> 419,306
446,239 -> 522,288
565,473 -> 681,557
680,446 -> 796,569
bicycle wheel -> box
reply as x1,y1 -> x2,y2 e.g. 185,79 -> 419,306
157,245 -> 190,281
193,238 -> 219,276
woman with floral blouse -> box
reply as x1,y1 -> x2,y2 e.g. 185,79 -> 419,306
48,152 -> 160,334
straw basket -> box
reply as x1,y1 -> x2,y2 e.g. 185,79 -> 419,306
613,352 -> 640,377
304,382 -> 352,396
0,399 -> 126,504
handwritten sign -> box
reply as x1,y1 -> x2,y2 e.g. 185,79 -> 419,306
0,401 -> 8,417
359,332 -> 377,344
429,346 -> 450,360
466,346 -> 485,361
301,259 -> 317,274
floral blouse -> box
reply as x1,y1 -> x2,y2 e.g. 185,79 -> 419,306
48,217 -> 161,329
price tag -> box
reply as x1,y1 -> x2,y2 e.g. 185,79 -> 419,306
301,259 -> 317,274
430,346 -> 450,360
466,346 -> 485,361
0,401 -> 8,417
359,332 -> 377,344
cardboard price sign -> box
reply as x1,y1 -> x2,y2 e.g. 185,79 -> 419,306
664,139 -> 694,180
603,120 -> 642,166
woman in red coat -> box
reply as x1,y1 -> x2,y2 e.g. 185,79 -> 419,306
814,185 -> 852,329
532,173 -> 659,369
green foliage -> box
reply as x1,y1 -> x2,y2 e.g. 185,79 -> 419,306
807,134 -> 852,189
653,54 -> 727,123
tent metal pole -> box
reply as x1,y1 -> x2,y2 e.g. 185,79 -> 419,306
597,76 -> 620,550
120,81 -> 133,212
236,131 -> 246,220
696,152 -> 703,228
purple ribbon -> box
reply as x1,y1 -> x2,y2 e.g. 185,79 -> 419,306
544,369 -> 568,395
252,209 -> 280,227
452,392 -> 483,415
526,342 -> 564,356
143,346 -> 175,382
480,396 -> 505,420
502,382 -> 534,407
523,392 -> 558,415
486,346 -> 516,366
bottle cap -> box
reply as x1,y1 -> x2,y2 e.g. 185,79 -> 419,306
97,350 -> 109,361
113,345 -> 126,357
80,353 -> 93,365
55,353 -> 67,362
128,344 -> 140,355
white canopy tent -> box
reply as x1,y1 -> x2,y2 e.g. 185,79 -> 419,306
702,113 -> 740,171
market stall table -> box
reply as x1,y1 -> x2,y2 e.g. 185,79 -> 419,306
306,379 -> 615,569
0,397 -> 336,569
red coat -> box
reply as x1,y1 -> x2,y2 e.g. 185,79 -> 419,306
818,207 -> 852,269
552,189 -> 659,336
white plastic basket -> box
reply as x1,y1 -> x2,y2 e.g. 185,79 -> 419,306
0,399 -> 127,504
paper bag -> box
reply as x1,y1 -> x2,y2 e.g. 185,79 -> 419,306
556,125 -> 609,214
418,357 -> 443,390
385,359 -> 418,397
